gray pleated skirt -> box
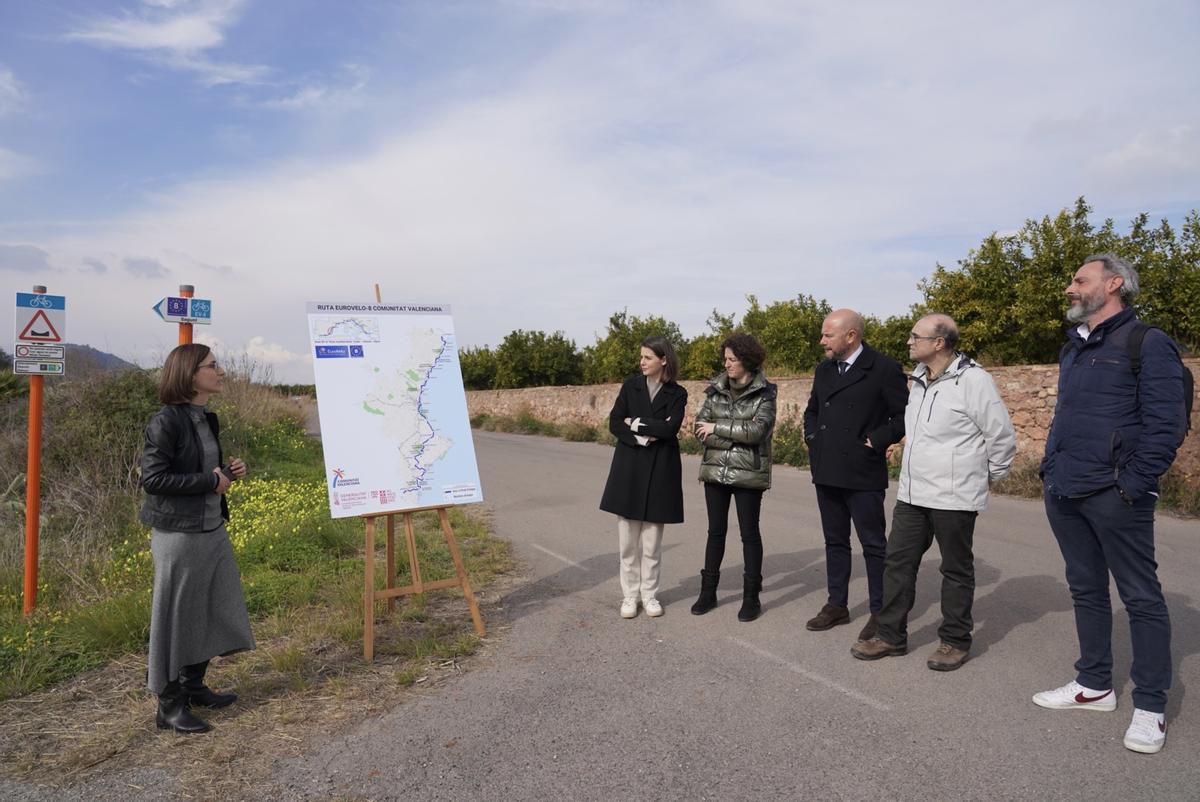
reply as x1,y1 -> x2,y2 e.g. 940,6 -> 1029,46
147,523 -> 256,694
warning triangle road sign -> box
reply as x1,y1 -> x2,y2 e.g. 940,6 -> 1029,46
19,309 -> 62,342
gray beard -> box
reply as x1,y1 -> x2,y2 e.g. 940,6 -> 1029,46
1065,295 -> 1105,324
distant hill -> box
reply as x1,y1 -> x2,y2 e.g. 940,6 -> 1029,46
63,344 -> 139,374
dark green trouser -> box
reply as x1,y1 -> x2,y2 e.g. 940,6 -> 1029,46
875,500 -> 978,651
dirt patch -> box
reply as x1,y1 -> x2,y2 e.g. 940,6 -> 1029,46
0,569 -> 525,800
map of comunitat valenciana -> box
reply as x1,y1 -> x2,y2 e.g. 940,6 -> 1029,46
306,302 -> 483,518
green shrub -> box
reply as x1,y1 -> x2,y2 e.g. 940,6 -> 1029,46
771,419 -> 809,468
514,408 -> 559,436
1152,467 -> 1199,517
560,421 -> 598,442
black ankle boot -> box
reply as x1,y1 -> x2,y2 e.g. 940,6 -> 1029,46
690,569 -> 720,615
737,574 -> 762,622
181,660 -> 238,709
157,683 -> 212,734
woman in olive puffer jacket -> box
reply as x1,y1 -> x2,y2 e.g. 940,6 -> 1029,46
691,332 -> 777,622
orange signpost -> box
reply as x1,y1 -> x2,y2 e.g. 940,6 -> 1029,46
178,284 -> 194,345
21,286 -> 47,614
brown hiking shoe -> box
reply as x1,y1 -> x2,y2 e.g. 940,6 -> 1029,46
805,604 -> 850,631
927,642 -> 969,671
850,637 -> 907,661
857,614 -> 878,642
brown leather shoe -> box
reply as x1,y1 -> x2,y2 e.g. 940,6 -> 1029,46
921,643 -> 969,672
805,603 -> 850,631
850,637 -> 907,661
857,614 -> 878,642
926,642 -> 969,671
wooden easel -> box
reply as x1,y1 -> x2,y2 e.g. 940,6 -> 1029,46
358,283 -> 485,660
361,504 -> 486,661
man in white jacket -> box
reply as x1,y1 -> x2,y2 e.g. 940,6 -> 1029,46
851,314 -> 1016,670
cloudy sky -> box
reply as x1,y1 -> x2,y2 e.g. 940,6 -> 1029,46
1,0 -> 1198,382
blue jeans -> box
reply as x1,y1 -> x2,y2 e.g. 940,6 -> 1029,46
1044,487 -> 1170,713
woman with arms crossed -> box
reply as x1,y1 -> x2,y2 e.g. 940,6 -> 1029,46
691,333 -> 777,622
140,344 -> 255,734
599,336 -> 688,618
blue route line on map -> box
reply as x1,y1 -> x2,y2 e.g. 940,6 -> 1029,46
402,334 -> 451,494
319,318 -> 375,337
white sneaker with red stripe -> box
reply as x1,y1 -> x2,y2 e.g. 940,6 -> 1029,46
1124,709 -> 1166,754
1032,680 -> 1117,711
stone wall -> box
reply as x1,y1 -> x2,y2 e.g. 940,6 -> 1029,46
467,357 -> 1200,478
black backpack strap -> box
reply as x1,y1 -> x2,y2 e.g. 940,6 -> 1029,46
1126,322 -> 1151,411
1126,321 -> 1150,379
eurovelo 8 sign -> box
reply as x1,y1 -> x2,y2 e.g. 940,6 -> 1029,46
153,296 -> 213,324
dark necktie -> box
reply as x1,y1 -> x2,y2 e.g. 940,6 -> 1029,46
838,361 -> 849,375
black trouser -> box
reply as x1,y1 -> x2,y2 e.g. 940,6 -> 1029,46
875,500 -> 978,651
814,484 -> 887,612
702,483 -> 764,577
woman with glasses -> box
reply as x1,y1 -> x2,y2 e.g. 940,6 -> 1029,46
599,336 -> 688,618
140,344 -> 254,733
691,333 -> 777,622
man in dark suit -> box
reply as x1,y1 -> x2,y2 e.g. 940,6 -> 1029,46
803,309 -> 908,641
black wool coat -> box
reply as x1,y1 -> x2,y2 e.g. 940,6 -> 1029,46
802,343 -> 908,491
599,375 -> 688,524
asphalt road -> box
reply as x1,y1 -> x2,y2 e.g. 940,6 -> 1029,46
5,429 -> 1195,801
270,431 -> 1200,801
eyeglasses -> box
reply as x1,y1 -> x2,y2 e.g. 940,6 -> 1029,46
907,333 -> 941,342
197,361 -> 222,372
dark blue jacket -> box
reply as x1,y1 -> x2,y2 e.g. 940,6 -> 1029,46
1042,306 -> 1187,500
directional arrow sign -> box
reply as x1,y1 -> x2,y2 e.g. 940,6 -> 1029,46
153,296 -> 213,325
14,359 -> 65,376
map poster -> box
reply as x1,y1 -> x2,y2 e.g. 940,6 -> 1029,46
306,302 -> 484,518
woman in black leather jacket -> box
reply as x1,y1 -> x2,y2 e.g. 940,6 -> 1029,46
141,344 -> 254,734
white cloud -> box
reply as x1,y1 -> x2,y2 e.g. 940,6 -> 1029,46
244,335 -> 304,366
1089,126 -> 1200,193
0,146 -> 37,182
66,0 -> 267,86
255,65 -> 370,112
0,66 -> 26,115
24,1 -> 1200,384
124,256 -> 171,277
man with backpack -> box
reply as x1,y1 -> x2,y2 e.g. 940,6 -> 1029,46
1034,253 -> 1190,755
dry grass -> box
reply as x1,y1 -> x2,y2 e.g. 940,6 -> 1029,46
991,459 -> 1045,499
213,354 -> 306,436
0,568 -> 520,798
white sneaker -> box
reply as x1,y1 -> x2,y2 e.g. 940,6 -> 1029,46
1124,709 -> 1166,754
643,597 -> 663,617
620,597 -> 639,619
1032,680 -> 1117,711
